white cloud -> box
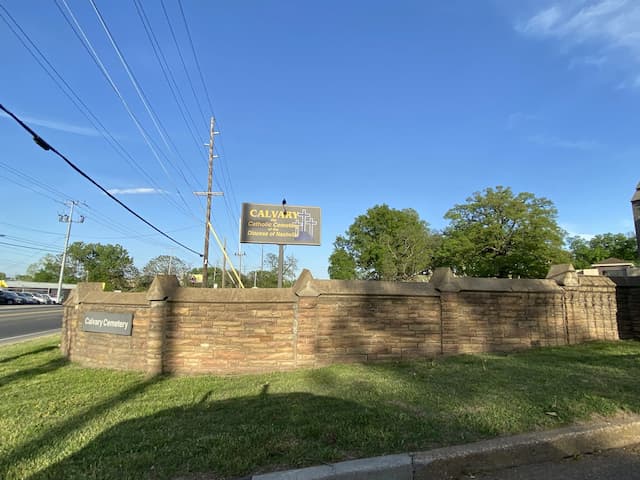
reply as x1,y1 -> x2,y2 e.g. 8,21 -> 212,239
568,54 -> 608,69
517,0 -> 640,82
518,5 -> 564,35
0,111 -> 101,137
506,112 -> 540,129
107,188 -> 165,195
571,232 -> 596,241
527,134 -> 600,149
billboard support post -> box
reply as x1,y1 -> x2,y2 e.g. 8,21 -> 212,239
240,202 -> 322,288
277,245 -> 284,288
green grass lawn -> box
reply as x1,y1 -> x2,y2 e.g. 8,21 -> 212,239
1,336 -> 639,480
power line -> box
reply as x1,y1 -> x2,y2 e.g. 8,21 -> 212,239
0,222 -> 64,236
0,159 -> 70,205
160,0 -> 208,130
133,0 -> 211,185
87,0 -> 202,212
0,241 -> 62,254
172,2 -> 243,251
0,103 -> 203,257
1,234 -> 65,249
1,2 -> 191,219
55,0 -> 195,218
177,0 -> 217,118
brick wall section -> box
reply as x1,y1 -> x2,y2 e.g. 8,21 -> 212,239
161,294 -> 298,375
61,284 -> 150,371
448,291 -> 567,354
299,279 -> 442,365
564,276 -> 620,343
61,268 -> 622,376
610,277 -> 640,340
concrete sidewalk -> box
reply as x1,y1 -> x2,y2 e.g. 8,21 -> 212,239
251,414 -> 640,480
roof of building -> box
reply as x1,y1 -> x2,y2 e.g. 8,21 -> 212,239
591,258 -> 635,267
4,280 -> 77,290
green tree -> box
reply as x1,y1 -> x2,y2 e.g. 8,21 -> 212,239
330,204 -> 438,281
0,272 -> 6,280
66,242 -> 138,290
568,233 -> 639,269
327,244 -> 357,280
26,254 -> 75,283
264,252 -> 298,287
139,255 -> 191,288
436,186 -> 569,278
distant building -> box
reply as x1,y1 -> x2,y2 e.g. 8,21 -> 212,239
4,280 -> 77,299
582,258 -> 640,277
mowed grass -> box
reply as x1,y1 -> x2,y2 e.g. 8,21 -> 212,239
1,337 -> 639,480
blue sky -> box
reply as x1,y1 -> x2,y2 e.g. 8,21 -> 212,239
1,0 -> 638,280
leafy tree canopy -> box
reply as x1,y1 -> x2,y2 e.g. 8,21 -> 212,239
65,242 -> 138,290
328,246 -> 357,280
25,254 -> 74,283
139,255 -> 191,288
330,204 -> 438,281
436,186 -> 569,278
264,252 -> 298,287
568,233 -> 639,268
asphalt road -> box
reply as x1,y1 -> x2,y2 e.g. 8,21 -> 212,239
465,444 -> 640,480
0,305 -> 63,344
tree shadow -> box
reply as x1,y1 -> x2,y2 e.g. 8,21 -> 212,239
1,375 -> 163,480
0,345 -> 58,364
0,356 -> 68,389
26,388 -> 478,480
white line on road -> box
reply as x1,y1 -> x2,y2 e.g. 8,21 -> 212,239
0,329 -> 60,345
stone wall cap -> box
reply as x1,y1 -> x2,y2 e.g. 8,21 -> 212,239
79,291 -> 148,306
453,277 -> 563,293
546,264 -> 580,286
308,278 -> 440,297
430,267 -> 460,292
576,276 -> 617,287
72,282 -> 106,304
173,287 -> 297,303
147,275 -> 180,301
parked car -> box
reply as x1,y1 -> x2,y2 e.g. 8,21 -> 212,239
0,290 -> 25,305
16,292 -> 39,304
31,292 -> 54,304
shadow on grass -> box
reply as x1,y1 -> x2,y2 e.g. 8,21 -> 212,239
0,356 -> 68,389
27,388 -> 473,480
2,376 -> 163,480
0,345 -> 58,364
9,342 -> 640,480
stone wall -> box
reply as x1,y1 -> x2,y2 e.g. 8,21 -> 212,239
61,267 -> 623,376
610,276 -> 640,340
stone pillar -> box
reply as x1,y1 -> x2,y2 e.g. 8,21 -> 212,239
430,268 -> 460,356
294,269 -> 320,368
632,182 -> 640,259
145,275 -> 179,376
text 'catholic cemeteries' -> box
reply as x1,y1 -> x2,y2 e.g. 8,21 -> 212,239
240,203 -> 321,246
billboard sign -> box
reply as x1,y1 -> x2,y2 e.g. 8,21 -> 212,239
240,203 -> 321,245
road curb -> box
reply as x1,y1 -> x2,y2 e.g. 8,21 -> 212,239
251,415 -> 640,480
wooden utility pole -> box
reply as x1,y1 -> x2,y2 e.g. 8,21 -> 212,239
222,238 -> 227,288
56,200 -> 84,303
194,117 -> 222,287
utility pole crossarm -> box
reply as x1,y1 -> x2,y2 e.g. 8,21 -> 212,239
57,200 -> 84,302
